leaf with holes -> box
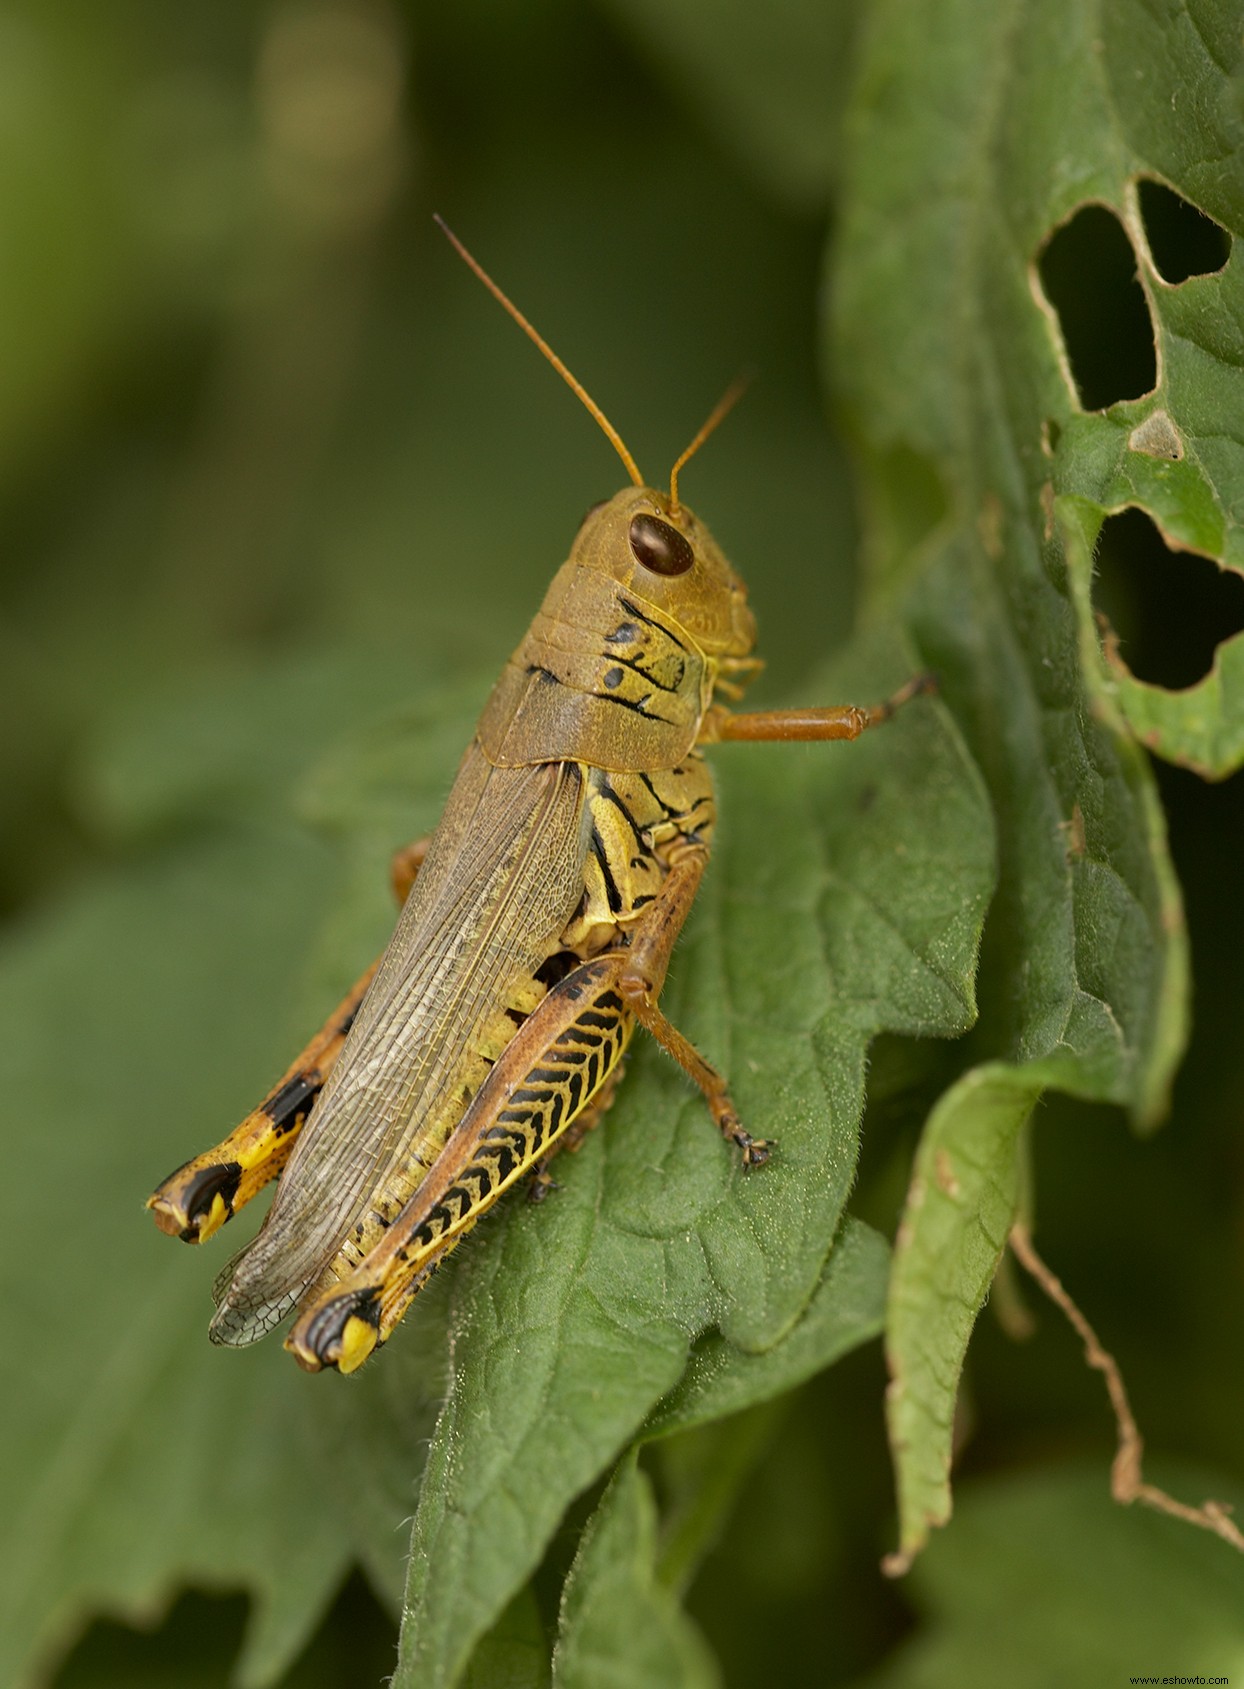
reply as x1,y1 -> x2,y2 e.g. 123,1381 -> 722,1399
1037,14 -> 1244,778
831,0 -> 1211,1568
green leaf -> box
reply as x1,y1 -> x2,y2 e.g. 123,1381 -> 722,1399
639,1217 -> 890,1597
881,1067 -> 1041,1574
394,627 -> 994,1689
845,0 -> 1244,773
831,0 -> 1215,1568
461,1585 -> 551,1689
552,1454 -> 719,1689
599,0 -> 861,207
642,1216 -> 890,1444
0,662 -> 452,1689
865,1462 -> 1244,1689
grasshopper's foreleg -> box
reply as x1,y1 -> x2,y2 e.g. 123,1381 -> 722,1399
699,672 -> 936,745
147,834 -> 430,1244
285,956 -> 633,1372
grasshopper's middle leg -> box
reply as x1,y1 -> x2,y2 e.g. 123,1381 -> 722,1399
147,835 -> 429,1243
613,842 -> 772,1168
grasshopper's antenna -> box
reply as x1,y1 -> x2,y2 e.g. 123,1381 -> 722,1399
434,215 -> 645,489
668,375 -> 749,519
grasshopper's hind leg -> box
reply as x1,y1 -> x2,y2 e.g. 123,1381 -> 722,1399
285,957 -> 633,1372
526,1061 -> 626,1201
147,835 -> 430,1244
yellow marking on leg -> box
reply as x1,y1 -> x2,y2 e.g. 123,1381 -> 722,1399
337,1314 -> 380,1375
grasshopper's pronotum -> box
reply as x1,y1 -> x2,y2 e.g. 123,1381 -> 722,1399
148,223 -> 932,1373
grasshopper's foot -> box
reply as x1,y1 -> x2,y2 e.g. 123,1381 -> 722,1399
285,1287 -> 381,1374
709,1098 -> 774,1169
727,1124 -> 775,1168
526,1167 -> 559,1204
869,669 -> 939,724
148,1160 -> 242,1243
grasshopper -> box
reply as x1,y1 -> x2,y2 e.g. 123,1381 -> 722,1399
148,222 -> 932,1374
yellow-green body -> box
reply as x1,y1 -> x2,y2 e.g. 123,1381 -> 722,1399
159,487 -> 761,1364
149,413 -> 926,1372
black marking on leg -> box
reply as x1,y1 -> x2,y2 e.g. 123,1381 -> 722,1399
528,1064 -> 570,1085
302,1283 -> 380,1365
180,1161 -> 242,1236
484,1123 -> 529,1152
265,1072 -> 321,1133
561,1026 -> 606,1050
579,1009 -> 617,1032
464,1166 -> 493,1201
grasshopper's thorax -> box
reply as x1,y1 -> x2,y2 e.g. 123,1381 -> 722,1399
477,487 -> 758,773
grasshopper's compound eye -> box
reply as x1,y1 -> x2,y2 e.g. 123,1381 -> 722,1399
629,513 -> 694,577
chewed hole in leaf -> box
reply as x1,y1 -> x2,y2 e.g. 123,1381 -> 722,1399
1137,179 -> 1231,284
1093,508 -> 1244,690
1035,206 -> 1156,411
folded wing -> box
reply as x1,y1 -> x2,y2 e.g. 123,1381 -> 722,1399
210,744 -> 589,1345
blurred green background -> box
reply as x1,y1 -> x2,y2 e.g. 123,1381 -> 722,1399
1,0 -> 859,921
4,1 -> 1243,1685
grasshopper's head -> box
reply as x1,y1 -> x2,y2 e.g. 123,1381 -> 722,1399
569,487 -> 757,661
433,219 -> 757,661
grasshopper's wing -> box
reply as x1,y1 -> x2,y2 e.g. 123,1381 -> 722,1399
210,744 -> 589,1345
